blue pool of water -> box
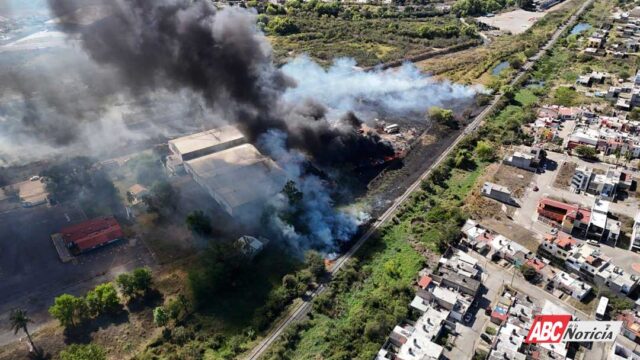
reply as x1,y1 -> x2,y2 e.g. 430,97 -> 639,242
570,23 -> 591,35
492,61 -> 510,76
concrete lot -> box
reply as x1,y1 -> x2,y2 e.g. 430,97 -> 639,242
0,204 -> 154,346
477,10 -> 547,35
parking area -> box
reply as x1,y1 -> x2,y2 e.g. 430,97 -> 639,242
0,203 -> 154,344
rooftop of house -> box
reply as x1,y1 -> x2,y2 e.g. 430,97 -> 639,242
483,182 -> 511,194
396,307 -> 449,360
59,216 -> 124,251
128,183 -> 148,196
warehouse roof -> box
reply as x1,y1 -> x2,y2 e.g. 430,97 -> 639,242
169,126 -> 245,157
185,144 -> 285,211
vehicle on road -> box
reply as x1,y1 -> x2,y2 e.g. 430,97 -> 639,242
464,314 -> 473,324
533,186 -> 539,192
586,239 -> 600,247
29,175 -> 40,181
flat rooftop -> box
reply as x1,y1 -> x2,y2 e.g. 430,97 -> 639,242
169,126 -> 246,157
185,144 -> 286,211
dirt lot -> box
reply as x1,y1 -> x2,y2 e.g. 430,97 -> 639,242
480,217 -> 541,253
492,164 -> 535,198
553,161 -> 576,189
477,10 -> 547,35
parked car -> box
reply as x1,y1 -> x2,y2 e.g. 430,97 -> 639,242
464,314 -> 473,323
481,333 -> 493,343
29,175 -> 40,181
550,228 -> 558,235
533,186 -> 539,192
586,240 -> 600,247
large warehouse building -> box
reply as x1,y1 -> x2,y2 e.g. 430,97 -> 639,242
167,126 -> 286,217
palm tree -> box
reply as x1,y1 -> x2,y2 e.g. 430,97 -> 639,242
10,309 -> 35,351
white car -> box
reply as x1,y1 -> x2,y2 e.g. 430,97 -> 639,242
586,240 -> 600,247
29,176 -> 40,181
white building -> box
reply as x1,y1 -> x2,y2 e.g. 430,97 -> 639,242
552,270 -> 592,301
184,143 -> 286,217
481,182 -> 514,205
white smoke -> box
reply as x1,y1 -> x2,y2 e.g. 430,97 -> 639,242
281,56 -> 482,120
259,129 -> 367,252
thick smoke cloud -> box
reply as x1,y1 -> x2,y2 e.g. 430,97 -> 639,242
282,56 -> 481,118
44,0 -> 394,166
259,130 -> 366,252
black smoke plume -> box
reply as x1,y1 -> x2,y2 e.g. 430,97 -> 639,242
45,0 -> 394,165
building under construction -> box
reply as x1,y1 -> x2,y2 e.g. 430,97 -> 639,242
167,126 -> 285,217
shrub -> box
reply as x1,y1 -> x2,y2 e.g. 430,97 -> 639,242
60,344 -> 106,360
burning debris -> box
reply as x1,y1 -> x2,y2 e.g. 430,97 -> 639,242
0,0 -> 481,251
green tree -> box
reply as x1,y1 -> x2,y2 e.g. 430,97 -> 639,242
304,250 -> 326,280
153,306 -> 169,328
520,264 -> 538,282
60,344 -> 106,360
116,273 -> 136,299
428,107 -> 457,129
49,294 -> 86,328
574,145 -> 598,160
267,17 -> 299,35
475,141 -> 496,162
132,268 -> 153,295
186,210 -> 213,236
10,309 -> 35,350
552,87 -> 579,106
85,283 -> 120,317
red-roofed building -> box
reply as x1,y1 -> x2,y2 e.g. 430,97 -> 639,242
537,198 -> 591,236
60,216 -> 124,254
417,275 -> 432,290
525,258 -> 546,272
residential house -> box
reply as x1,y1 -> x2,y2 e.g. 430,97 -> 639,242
491,235 -> 532,267
376,306 -> 449,360
235,235 -> 269,258
537,198 -> 591,237
610,341 -> 640,360
481,182 -> 515,205
540,232 -> 577,261
127,184 -> 148,206
503,148 -> 542,172
631,212 -> 640,251
618,311 -> 640,343
551,270 -> 592,301
460,219 -> 494,253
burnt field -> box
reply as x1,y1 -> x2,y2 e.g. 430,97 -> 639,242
361,100 -> 486,218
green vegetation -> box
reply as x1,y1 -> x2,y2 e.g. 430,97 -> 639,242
485,326 -> 497,335
574,145 -> 597,160
519,263 -> 538,282
452,0 -> 511,17
126,153 -> 166,187
552,86 -> 580,106
85,283 -> 120,317
60,344 -> 106,360
116,267 -> 153,301
429,106 -> 457,129
185,210 -> 213,236
257,0 -> 479,66
49,294 -> 87,328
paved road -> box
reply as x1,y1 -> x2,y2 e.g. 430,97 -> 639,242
243,1 -> 596,358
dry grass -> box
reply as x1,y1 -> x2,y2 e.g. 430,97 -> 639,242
492,164 -> 534,198
553,161 -> 577,189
